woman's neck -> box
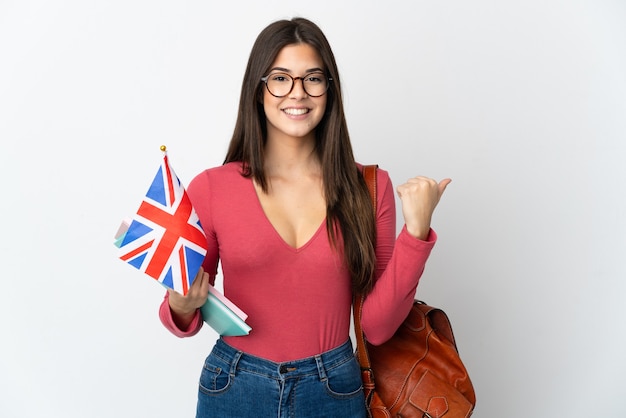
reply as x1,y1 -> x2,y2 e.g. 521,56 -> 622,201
263,132 -> 320,178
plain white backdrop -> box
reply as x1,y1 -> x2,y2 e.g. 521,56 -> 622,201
1,1 -> 625,416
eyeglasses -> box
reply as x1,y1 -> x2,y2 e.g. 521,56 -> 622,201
261,72 -> 332,98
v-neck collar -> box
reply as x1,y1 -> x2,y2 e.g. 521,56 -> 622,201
248,178 -> 327,253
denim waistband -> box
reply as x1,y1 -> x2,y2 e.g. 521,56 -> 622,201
211,338 -> 356,381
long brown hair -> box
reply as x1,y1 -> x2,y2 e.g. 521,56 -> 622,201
224,17 -> 376,295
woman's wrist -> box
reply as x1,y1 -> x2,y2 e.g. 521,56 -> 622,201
405,224 -> 430,241
169,304 -> 198,330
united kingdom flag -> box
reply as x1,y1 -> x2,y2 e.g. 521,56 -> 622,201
116,151 -> 207,295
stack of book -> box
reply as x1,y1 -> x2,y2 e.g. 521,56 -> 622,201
202,285 -> 251,336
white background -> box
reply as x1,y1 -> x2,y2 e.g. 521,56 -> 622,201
1,1 -> 625,417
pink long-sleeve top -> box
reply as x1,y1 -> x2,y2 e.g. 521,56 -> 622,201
159,162 -> 436,362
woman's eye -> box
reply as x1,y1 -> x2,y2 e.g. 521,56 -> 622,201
306,74 -> 323,83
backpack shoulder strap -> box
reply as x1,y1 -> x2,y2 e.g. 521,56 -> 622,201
362,164 -> 378,211
355,165 -> 378,388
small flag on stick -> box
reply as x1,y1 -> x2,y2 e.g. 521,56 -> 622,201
116,146 -> 207,295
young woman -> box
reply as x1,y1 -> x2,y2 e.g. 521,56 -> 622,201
159,17 -> 450,418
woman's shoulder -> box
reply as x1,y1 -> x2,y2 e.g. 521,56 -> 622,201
191,162 -> 244,181
188,162 -> 247,192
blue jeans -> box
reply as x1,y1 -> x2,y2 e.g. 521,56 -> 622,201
196,338 -> 366,417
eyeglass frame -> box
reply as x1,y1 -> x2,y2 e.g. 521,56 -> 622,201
260,71 -> 333,98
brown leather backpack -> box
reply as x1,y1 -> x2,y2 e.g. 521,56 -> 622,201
355,165 -> 476,418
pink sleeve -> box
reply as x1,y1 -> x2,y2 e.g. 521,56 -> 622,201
361,169 -> 437,345
158,292 -> 204,337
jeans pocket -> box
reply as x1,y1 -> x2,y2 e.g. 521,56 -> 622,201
324,357 -> 363,399
198,352 -> 232,395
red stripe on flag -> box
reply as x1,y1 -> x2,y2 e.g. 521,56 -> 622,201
120,240 -> 154,261
179,246 -> 189,294
163,155 -> 176,206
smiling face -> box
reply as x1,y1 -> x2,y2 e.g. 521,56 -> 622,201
262,43 -> 328,143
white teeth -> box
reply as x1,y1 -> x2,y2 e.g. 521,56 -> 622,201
283,108 -> 309,116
